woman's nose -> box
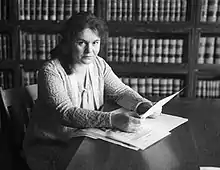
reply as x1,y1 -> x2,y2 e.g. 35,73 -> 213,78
85,43 -> 93,53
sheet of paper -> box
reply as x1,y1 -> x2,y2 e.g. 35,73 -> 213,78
140,113 -> 188,132
74,128 -> 140,150
136,130 -> 171,150
71,129 -> 98,139
105,129 -> 170,150
97,135 -> 140,151
141,88 -> 185,119
104,127 -> 152,147
84,127 -> 152,148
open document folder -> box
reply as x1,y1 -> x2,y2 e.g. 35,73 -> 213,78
72,89 -> 187,150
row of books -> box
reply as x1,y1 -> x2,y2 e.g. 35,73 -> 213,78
4,33 -> 220,65
20,32 -> 61,60
21,72 -> 185,97
2,70 -> 220,99
107,0 -> 187,22
5,0 -> 220,23
107,37 -> 184,63
0,0 -> 8,20
200,0 -> 220,22
0,71 -> 13,89
196,79 -> 220,98
198,36 -> 220,64
0,34 -> 12,60
18,0 -> 95,20
119,76 -> 184,97
22,70 -> 38,86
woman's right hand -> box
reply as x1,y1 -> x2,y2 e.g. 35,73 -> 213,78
110,112 -> 142,133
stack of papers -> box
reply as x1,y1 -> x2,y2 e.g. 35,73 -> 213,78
72,126 -> 152,150
73,89 -> 188,150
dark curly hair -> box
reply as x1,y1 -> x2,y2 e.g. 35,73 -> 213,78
61,11 -> 108,42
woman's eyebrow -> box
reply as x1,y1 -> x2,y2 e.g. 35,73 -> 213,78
76,39 -> 100,43
76,38 -> 86,41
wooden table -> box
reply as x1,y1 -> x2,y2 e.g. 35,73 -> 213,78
163,99 -> 220,167
56,102 -> 200,170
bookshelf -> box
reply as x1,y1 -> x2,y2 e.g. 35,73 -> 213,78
0,0 -> 220,167
194,0 -> 220,99
0,0 -> 220,100
104,0 -> 195,100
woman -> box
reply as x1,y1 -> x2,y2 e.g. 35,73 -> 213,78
23,12 -> 162,170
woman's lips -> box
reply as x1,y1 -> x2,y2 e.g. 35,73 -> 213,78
84,55 -> 93,59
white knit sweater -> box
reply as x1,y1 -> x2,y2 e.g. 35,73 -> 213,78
23,56 -> 150,170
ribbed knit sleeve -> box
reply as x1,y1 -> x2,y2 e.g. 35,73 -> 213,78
38,61 -> 112,129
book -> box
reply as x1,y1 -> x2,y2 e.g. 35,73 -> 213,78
201,0 -> 208,22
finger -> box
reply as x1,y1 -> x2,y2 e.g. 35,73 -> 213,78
131,112 -> 141,118
129,116 -> 141,124
127,125 -> 142,133
148,115 -> 157,119
127,111 -> 141,118
146,101 -> 154,107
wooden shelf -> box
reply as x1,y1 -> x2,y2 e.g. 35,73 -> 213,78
198,22 -> 220,27
0,20 -> 8,25
19,60 -> 47,70
0,21 -> 12,32
197,23 -> 220,33
195,64 -> 220,73
108,22 -> 192,34
0,60 -> 18,69
109,62 -> 188,76
18,20 -> 64,33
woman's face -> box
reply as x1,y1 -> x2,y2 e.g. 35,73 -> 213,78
72,28 -> 101,65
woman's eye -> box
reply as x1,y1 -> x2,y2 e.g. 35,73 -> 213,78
93,41 -> 99,45
77,41 -> 85,46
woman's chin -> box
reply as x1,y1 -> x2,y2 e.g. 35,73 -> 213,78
81,57 -> 94,64
82,56 -> 94,64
